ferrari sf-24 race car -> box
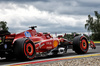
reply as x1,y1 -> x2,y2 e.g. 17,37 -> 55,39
0,26 -> 96,60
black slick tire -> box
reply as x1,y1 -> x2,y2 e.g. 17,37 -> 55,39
13,38 -> 36,60
73,36 -> 89,54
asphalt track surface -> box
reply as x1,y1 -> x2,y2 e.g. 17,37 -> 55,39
0,43 -> 100,66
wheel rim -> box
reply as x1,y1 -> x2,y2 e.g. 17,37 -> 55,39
80,39 -> 87,50
82,39 -> 87,49
26,43 -> 34,56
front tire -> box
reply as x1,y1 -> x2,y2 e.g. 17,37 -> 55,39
13,38 -> 36,60
73,36 -> 89,54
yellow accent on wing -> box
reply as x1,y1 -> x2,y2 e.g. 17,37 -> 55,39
53,40 -> 59,48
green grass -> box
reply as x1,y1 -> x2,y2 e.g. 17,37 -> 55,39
88,41 -> 100,43
93,41 -> 100,42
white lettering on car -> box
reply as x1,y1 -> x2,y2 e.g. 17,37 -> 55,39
46,46 -> 52,49
46,42 -> 52,45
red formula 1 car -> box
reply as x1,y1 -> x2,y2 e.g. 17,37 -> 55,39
0,26 -> 96,60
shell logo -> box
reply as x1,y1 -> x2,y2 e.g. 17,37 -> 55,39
53,40 -> 59,48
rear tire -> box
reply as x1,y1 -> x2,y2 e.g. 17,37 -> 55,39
13,38 -> 36,60
73,36 -> 89,54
